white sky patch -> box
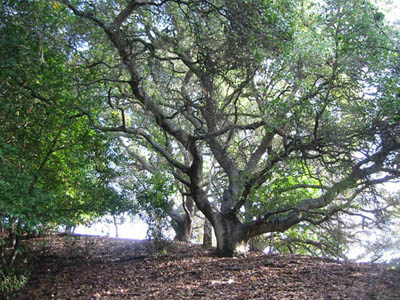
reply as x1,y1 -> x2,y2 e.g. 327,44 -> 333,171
75,215 -> 148,239
375,0 -> 400,23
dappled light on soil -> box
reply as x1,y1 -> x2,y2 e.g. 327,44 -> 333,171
17,235 -> 400,299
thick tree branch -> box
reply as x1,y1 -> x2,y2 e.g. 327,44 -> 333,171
113,1 -> 141,29
245,131 -> 275,174
245,131 -> 400,238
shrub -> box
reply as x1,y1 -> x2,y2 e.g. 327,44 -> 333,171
0,268 -> 30,299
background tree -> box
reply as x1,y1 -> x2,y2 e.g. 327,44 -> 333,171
57,0 -> 400,256
116,139 -> 198,242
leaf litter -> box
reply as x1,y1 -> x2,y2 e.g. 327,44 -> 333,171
13,234 -> 400,300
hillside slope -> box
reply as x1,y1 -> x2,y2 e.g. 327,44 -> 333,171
15,235 -> 400,299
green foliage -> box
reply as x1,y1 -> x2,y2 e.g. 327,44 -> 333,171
0,0 -> 134,273
0,268 -> 30,298
137,173 -> 176,215
245,160 -> 321,220
268,222 -> 348,258
135,172 -> 176,240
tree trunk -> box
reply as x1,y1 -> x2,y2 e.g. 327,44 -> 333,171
172,213 -> 192,242
170,194 -> 194,242
65,225 -> 75,234
212,214 -> 250,257
203,217 -> 213,248
113,215 -> 119,238
1,222 -> 21,270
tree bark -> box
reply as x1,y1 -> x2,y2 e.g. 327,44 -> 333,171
170,194 -> 194,242
212,214 -> 249,257
171,213 -> 192,242
113,215 -> 119,238
202,217 -> 213,248
65,225 -> 75,234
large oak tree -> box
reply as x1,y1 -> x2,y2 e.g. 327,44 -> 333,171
56,0 -> 400,256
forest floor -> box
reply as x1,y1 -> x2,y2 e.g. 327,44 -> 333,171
12,234 -> 400,300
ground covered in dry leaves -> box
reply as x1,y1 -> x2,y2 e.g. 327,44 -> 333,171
14,234 -> 400,299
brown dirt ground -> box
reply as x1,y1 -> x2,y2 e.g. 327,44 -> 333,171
11,234 -> 400,300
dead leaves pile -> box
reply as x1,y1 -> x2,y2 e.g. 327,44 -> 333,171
15,235 -> 400,299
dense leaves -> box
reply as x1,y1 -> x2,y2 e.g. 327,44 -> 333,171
0,0 -> 132,279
